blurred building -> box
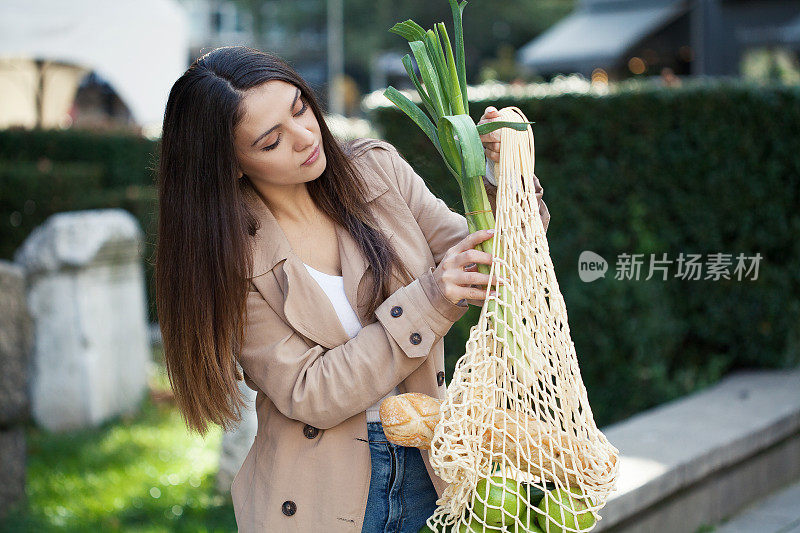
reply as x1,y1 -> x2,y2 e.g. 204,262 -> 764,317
0,0 -> 189,135
180,0 -> 329,90
518,0 -> 800,81
182,0 -> 255,63
370,51 -> 413,94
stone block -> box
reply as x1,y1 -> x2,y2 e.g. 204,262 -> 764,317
14,209 -> 150,432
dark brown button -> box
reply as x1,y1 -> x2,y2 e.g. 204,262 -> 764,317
437,371 -> 445,386
409,332 -> 422,345
282,500 -> 296,516
303,424 -> 319,439
390,305 -> 403,317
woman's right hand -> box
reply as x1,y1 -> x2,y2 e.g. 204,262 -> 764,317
478,106 -> 502,163
431,229 -> 505,306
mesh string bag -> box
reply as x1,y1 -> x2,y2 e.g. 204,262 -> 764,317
424,106 -> 620,533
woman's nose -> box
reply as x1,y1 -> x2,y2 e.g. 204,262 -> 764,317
290,121 -> 315,148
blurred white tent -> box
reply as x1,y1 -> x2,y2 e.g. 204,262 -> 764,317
518,1 -> 689,77
0,0 -> 189,134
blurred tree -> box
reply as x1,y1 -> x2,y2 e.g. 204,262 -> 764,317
235,0 -> 267,50
479,43 -> 545,84
231,0 -> 575,92
741,46 -> 800,85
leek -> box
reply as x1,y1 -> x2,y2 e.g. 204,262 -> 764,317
384,0 -> 536,385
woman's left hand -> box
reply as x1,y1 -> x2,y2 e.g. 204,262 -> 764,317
477,106 -> 502,163
462,261 -> 495,307
464,106 -> 504,306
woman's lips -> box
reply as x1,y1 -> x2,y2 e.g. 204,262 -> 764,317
302,145 -> 320,165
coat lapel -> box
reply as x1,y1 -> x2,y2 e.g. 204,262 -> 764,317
243,171 -> 393,349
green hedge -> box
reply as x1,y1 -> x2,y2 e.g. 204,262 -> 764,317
368,79 -> 800,427
0,129 -> 160,323
0,127 -> 158,188
2,80 -> 797,427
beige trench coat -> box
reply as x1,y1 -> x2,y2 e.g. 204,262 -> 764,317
231,137 -> 550,532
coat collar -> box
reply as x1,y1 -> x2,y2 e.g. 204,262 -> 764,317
242,156 -> 393,348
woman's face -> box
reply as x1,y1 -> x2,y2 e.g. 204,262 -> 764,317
233,80 -> 326,188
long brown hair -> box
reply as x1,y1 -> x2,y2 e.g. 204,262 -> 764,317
155,46 -> 414,435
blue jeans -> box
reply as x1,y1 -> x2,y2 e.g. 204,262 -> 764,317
362,421 -> 439,532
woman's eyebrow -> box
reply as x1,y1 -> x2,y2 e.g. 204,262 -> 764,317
251,87 -> 301,147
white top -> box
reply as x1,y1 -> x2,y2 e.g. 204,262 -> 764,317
302,262 -> 400,423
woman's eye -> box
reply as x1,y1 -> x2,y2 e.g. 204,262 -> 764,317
261,99 -> 308,151
262,137 -> 280,151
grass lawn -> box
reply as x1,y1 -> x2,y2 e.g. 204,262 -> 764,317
0,346 -> 237,532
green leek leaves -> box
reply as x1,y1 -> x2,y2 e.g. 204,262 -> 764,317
384,0 -> 537,387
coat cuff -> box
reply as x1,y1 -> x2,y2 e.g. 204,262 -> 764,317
419,266 -> 469,326
373,268 -> 469,359
531,172 -> 551,233
487,160 -> 549,233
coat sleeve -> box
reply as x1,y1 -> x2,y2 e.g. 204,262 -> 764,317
382,143 -> 549,267
484,159 -> 550,233
381,143 -> 469,266
531,172 -> 551,233
238,266 -> 469,430
236,141 -> 476,429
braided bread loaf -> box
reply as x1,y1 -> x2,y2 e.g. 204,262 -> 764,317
378,392 -> 442,449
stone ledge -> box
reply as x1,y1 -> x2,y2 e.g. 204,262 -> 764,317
13,208 -> 143,277
0,260 -> 32,427
714,477 -> 800,532
595,366 -> 800,532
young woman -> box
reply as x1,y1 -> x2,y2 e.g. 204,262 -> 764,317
155,46 -> 550,533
